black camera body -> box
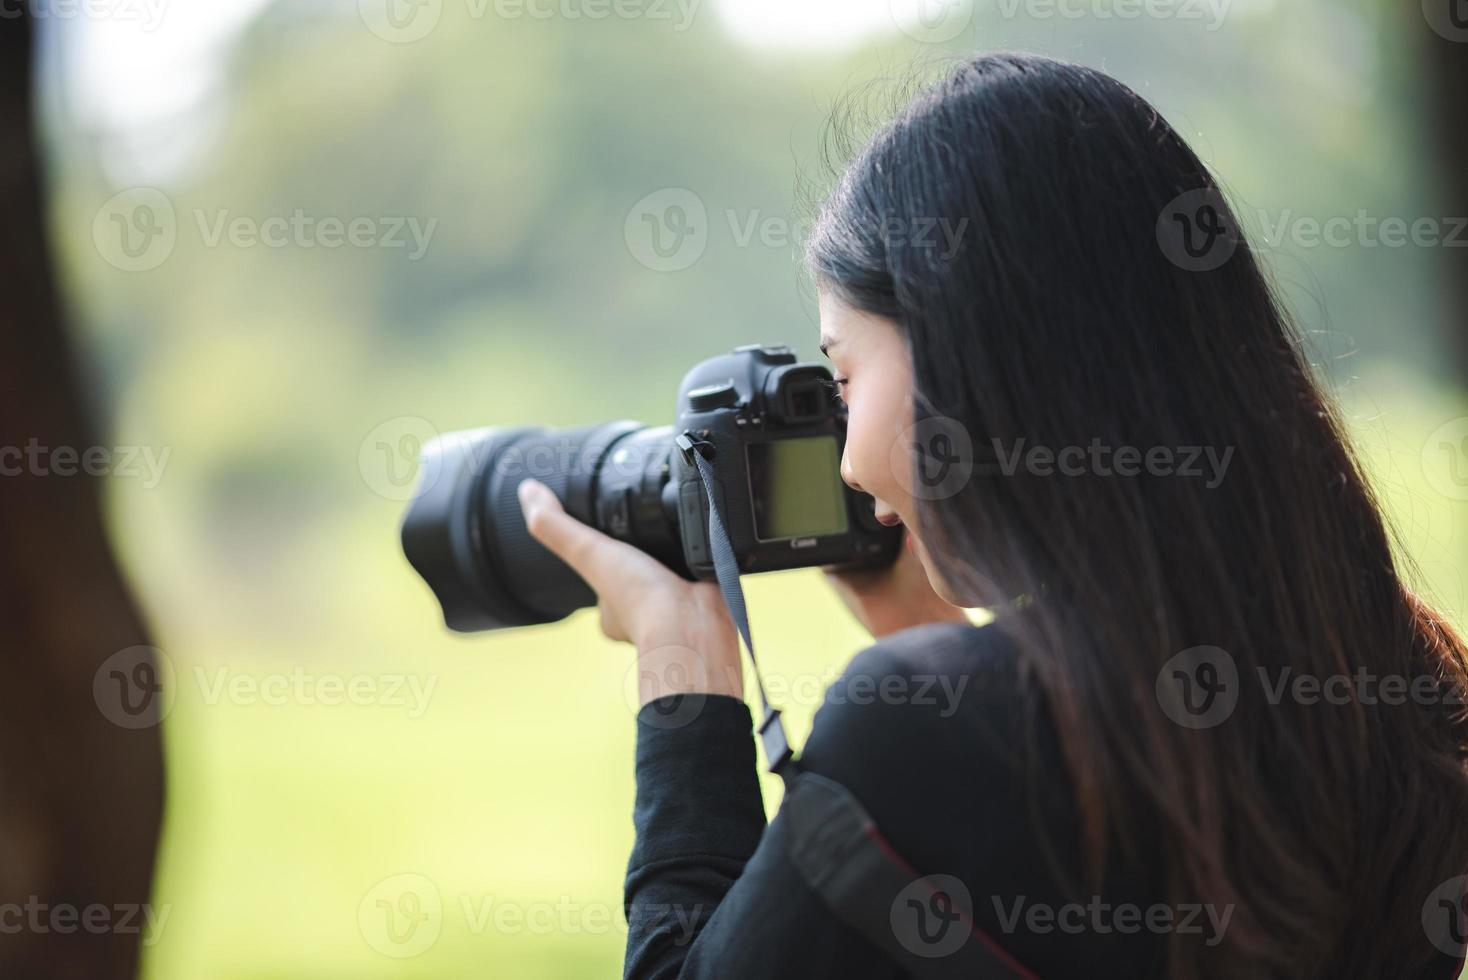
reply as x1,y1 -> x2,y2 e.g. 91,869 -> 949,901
400,343 -> 901,633
667,343 -> 897,579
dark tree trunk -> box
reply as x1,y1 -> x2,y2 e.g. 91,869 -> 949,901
1419,5 -> 1468,375
0,12 -> 166,980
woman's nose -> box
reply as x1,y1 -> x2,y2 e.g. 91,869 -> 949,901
840,451 -> 862,492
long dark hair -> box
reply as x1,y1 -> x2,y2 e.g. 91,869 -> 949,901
806,51 -> 1468,978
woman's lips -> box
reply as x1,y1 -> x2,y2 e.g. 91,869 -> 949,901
875,511 -> 902,527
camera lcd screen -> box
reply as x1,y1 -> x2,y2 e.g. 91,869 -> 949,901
746,436 -> 849,541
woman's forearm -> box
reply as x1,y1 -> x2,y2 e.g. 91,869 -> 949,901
623,694 -> 766,979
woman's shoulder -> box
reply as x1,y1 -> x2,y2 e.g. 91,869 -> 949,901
811,618 -> 1034,754
841,617 -> 1022,682
794,619 -> 1162,978
799,618 -> 1059,833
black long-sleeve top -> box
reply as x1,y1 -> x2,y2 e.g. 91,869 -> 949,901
621,619 -> 1467,979
621,620 -> 1166,979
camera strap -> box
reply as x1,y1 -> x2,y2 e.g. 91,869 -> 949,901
675,431 -> 1038,980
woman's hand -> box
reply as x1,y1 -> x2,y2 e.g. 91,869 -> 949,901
517,478 -> 743,707
821,527 -> 970,639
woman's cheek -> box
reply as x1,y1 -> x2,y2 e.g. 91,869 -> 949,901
848,411 -> 899,506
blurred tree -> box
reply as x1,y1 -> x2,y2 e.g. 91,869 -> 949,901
1419,4 -> 1468,374
0,11 -> 164,978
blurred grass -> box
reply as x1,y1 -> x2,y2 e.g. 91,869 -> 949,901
124,368 -> 1465,980
39,1 -> 1466,976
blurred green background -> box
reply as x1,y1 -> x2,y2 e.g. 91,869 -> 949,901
36,0 -> 1468,975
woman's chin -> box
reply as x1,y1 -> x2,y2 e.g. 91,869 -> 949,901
910,534 -> 960,607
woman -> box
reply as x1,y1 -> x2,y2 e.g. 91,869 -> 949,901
517,52 -> 1468,978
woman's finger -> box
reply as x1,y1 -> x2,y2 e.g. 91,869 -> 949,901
516,477 -> 663,595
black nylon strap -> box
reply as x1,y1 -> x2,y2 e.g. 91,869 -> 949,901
783,774 -> 1038,980
678,432 -> 794,775
675,430 -> 1035,980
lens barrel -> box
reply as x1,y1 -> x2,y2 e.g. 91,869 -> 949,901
401,420 -> 676,632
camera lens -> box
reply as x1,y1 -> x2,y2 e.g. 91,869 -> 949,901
400,421 -> 682,632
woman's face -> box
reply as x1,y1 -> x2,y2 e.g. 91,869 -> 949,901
817,289 -> 964,607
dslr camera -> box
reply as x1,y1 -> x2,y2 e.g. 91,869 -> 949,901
401,343 -> 903,631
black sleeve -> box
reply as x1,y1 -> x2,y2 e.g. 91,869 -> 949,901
622,620 -> 1166,980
